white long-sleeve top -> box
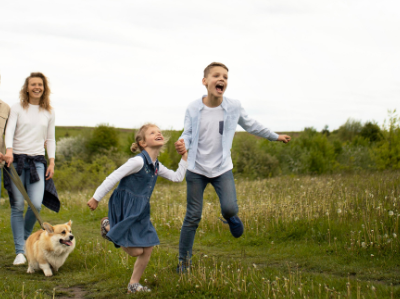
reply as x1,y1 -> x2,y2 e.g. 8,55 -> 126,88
5,103 -> 56,158
93,156 -> 188,201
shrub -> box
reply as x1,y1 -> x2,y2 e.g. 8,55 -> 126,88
86,124 -> 119,156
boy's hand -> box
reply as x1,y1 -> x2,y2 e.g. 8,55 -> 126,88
174,139 -> 187,155
87,198 -> 99,211
277,135 -> 291,143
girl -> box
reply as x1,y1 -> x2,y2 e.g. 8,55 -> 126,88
4,72 -> 58,266
87,123 -> 187,293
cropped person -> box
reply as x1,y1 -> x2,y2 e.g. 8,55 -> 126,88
4,72 -> 59,266
87,124 -> 188,293
175,62 -> 291,272
0,75 -> 11,199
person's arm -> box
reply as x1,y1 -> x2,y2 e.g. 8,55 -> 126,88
87,156 -> 144,210
158,155 -> 188,182
45,111 -> 56,180
4,105 -> 19,167
176,109 -> 192,154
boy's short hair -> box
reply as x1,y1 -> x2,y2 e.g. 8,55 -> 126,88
203,62 -> 229,78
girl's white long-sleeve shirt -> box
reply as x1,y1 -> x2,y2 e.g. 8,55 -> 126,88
5,103 -> 56,158
93,156 -> 188,201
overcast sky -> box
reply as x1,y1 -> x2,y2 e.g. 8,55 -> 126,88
0,0 -> 399,132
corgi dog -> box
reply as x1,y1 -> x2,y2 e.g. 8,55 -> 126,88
25,220 -> 75,276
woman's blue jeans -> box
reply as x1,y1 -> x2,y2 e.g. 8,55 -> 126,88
179,170 -> 238,263
9,161 -> 45,254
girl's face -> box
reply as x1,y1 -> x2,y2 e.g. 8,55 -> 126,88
141,126 -> 164,149
27,77 -> 44,102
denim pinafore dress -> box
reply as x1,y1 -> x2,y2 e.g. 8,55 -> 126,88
106,150 -> 160,248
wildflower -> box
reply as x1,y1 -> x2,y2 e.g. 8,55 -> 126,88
271,241 -> 274,245
361,242 -> 367,248
337,209 -> 342,214
393,233 -> 397,238
195,285 -> 199,288
371,254 -> 374,257
389,211 -> 394,216
253,264 -> 257,268
108,250 -> 111,253
203,255 -> 208,258
371,285 -> 376,291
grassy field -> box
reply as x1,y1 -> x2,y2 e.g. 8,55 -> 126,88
0,171 -> 399,298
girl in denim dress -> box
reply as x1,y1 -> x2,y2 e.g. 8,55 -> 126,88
87,123 -> 187,293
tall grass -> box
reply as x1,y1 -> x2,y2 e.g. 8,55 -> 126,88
1,171 -> 399,298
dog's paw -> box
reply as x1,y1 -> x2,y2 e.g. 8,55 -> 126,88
27,267 -> 35,274
44,270 -> 53,277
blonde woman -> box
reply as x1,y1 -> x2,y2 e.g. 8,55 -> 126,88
4,72 -> 59,266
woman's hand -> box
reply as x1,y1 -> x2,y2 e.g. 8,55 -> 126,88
4,148 -> 14,167
87,198 -> 99,211
46,158 -> 55,180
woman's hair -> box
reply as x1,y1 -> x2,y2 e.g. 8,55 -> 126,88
130,123 -> 169,153
20,72 -> 52,112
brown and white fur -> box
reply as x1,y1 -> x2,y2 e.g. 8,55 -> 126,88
25,220 -> 76,276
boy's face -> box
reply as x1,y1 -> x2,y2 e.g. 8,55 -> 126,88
202,66 -> 228,98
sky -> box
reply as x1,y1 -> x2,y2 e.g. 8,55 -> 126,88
0,0 -> 399,132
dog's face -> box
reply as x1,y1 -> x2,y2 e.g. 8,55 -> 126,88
43,220 -> 75,249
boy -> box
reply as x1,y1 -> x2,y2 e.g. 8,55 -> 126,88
174,62 -> 290,272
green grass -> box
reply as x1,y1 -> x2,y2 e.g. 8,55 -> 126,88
0,171 -> 399,298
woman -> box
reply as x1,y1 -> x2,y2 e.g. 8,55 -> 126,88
4,72 -> 59,265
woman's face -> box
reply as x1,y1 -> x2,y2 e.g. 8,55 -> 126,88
27,77 -> 44,102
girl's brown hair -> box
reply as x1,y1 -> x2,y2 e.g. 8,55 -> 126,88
130,123 -> 169,153
20,72 -> 52,112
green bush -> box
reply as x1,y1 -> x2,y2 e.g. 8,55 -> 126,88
86,124 -> 119,157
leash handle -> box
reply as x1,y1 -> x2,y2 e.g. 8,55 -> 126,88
3,163 -> 45,229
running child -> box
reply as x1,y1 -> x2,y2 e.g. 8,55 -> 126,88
87,123 -> 188,293
174,62 -> 290,272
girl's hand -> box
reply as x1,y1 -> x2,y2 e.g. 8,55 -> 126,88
277,135 -> 291,143
87,198 -> 99,211
5,148 -> 14,167
46,163 -> 55,180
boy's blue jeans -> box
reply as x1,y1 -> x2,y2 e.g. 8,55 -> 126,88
9,161 -> 45,254
179,170 -> 238,264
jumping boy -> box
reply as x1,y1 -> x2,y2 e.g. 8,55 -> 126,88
174,62 -> 291,272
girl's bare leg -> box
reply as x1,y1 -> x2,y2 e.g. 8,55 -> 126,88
121,246 -> 153,284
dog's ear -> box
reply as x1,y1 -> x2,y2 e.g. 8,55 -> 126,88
43,222 -> 54,233
66,220 -> 72,226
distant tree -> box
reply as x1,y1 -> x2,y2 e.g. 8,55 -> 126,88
86,124 -> 119,155
360,121 -> 382,142
336,118 -> 363,142
321,125 -> 330,136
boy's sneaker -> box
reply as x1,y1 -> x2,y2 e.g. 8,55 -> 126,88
127,283 -> 151,293
13,253 -> 26,265
176,261 -> 191,274
222,216 -> 244,238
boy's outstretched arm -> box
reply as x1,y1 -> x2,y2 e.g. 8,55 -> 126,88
277,135 -> 291,143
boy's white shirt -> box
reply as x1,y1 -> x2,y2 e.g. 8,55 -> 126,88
93,156 -> 188,201
180,96 -> 279,176
191,105 -> 232,177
